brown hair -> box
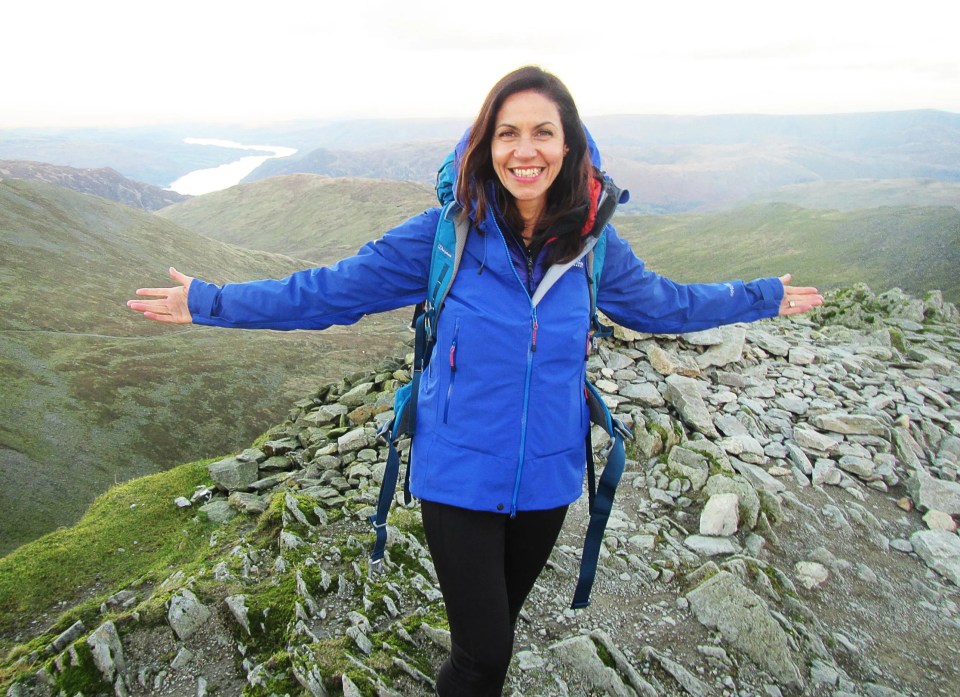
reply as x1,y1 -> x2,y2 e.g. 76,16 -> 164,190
456,66 -> 596,263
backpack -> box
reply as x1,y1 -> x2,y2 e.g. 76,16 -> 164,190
369,147 -> 632,609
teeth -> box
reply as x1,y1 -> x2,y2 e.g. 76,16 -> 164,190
512,168 -> 542,178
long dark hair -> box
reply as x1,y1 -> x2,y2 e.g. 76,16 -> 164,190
456,66 -> 596,263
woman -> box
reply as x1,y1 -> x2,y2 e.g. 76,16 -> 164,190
129,66 -> 822,696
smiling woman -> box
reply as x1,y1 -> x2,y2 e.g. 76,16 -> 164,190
167,139 -> 298,196
127,64 -> 822,697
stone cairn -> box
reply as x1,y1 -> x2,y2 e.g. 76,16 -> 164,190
8,284 -> 960,697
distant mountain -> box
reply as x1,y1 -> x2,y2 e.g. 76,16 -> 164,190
3,111 -> 958,212
159,174 -> 437,263
237,110 -> 960,214
0,179 -> 412,553
0,159 -> 188,210
243,141 -> 453,189
0,126 -> 258,188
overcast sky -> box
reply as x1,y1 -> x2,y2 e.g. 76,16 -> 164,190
3,0 -> 957,128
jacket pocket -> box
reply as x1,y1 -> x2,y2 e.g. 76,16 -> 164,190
442,319 -> 460,424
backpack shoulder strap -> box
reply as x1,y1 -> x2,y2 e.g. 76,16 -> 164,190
424,201 -> 468,343
571,380 -> 633,608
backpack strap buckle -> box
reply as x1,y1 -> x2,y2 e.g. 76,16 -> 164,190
376,419 -> 392,443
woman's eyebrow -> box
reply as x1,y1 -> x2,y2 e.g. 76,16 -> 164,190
496,120 -> 558,130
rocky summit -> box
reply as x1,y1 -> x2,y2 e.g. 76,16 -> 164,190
5,283 -> 960,697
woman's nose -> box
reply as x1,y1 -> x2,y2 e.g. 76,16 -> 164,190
514,137 -> 537,158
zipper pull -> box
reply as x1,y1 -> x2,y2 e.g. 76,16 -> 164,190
531,316 -> 538,352
449,330 -> 458,371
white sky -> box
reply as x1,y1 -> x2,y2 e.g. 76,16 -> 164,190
3,0 -> 958,128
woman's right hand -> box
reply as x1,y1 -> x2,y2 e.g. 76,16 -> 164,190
127,267 -> 195,324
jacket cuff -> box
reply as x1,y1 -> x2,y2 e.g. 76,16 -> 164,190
755,276 -> 784,315
187,279 -> 222,324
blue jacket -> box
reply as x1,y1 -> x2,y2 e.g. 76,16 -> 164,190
188,206 -> 783,514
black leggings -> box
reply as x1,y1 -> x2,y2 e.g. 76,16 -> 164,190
420,499 -> 568,697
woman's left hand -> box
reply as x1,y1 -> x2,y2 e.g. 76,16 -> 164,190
778,274 -> 823,316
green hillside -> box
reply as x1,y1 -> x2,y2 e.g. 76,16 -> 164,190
0,180 -> 412,553
615,203 -> 960,302
158,174 -> 437,263
737,178 -> 960,212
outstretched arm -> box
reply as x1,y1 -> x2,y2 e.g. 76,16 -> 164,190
127,267 -> 194,324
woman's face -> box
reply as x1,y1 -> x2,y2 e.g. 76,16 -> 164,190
490,90 -> 567,223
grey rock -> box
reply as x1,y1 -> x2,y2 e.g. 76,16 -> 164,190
699,493 -> 740,536
793,427 -> 842,455
648,344 -> 700,377
910,529 -> 960,585
697,325 -> 747,368
684,534 -> 742,556
208,457 -> 258,492
337,427 -> 370,454
810,412 -> 888,437
224,595 -> 251,635
549,634 -> 635,697
750,329 -> 790,357
619,381 -> 665,407
339,381 -> 374,408
704,474 -> 761,529
907,468 -> 960,514
664,375 -> 719,437
86,621 -> 125,683
47,619 -> 85,654
198,500 -> 237,524
681,327 -> 725,345
642,646 -> 712,696
686,571 -> 803,689
167,589 -> 211,641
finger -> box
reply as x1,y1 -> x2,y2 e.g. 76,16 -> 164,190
169,267 -> 194,287
778,273 -> 793,286
127,299 -> 171,314
142,310 -> 179,323
134,287 -> 176,298
782,295 -> 824,314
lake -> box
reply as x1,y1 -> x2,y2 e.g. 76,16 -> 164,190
169,138 -> 297,196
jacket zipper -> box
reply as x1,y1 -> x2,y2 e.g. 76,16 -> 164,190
443,319 -> 460,424
493,220 -> 538,517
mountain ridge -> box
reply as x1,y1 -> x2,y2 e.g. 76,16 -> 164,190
0,160 -> 188,211
3,110 -> 958,213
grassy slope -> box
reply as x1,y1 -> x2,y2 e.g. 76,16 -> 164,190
0,180 -> 411,553
158,173 -> 438,263
0,456 -> 216,652
614,203 -> 960,302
